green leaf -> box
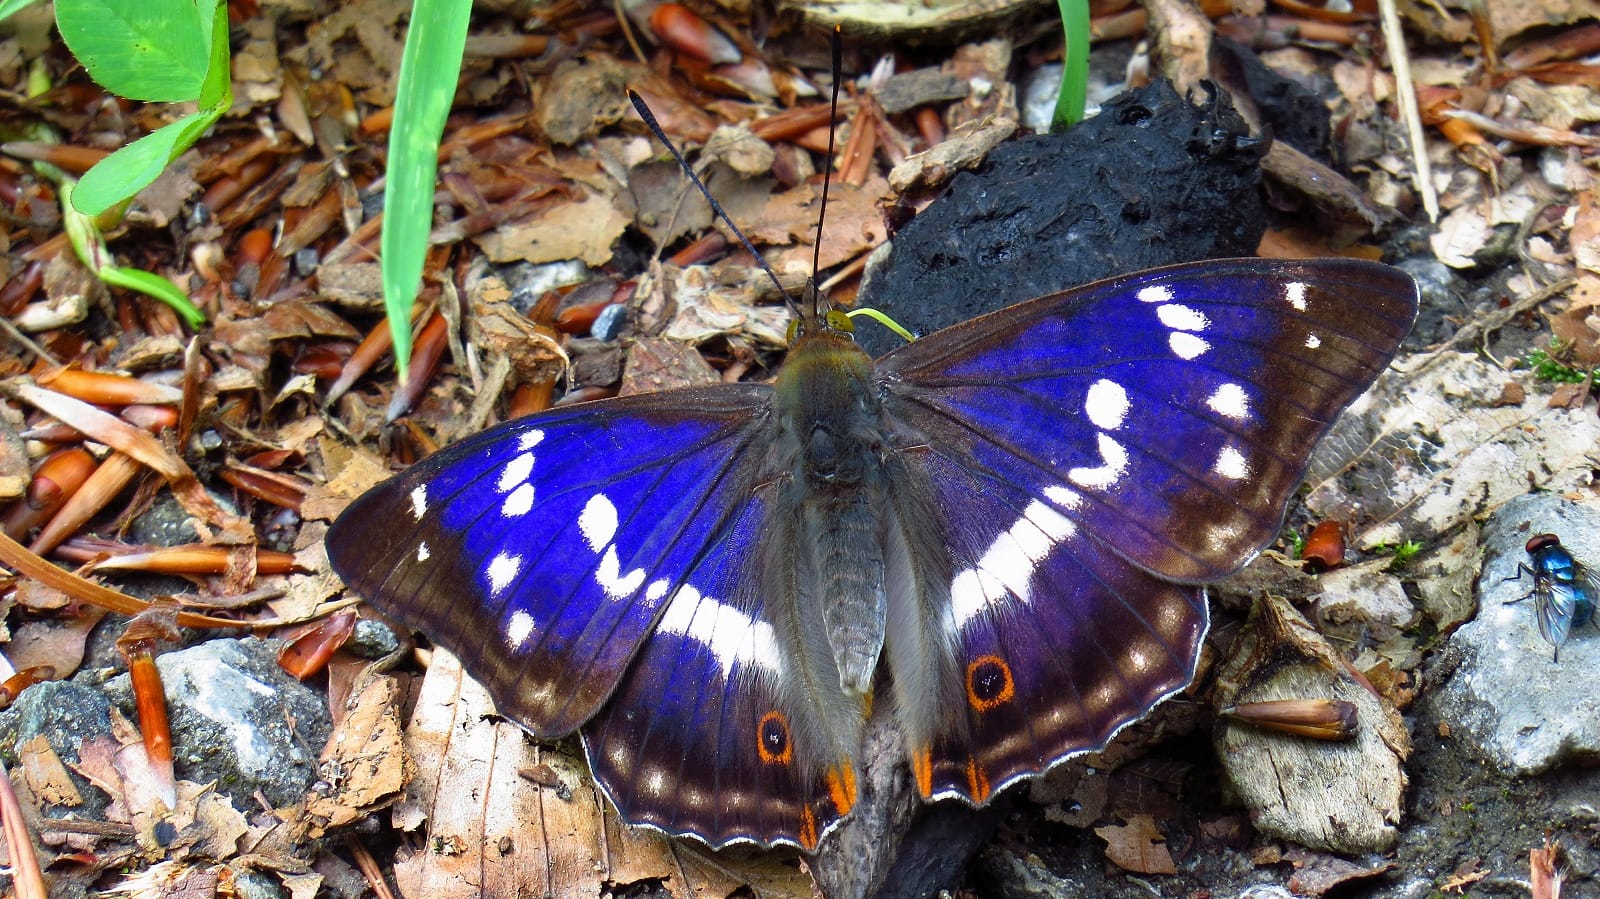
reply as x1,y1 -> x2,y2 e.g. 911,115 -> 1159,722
71,3 -> 231,216
55,0 -> 212,102
72,105 -> 221,215
100,265 -> 206,328
381,0 -> 473,382
0,0 -> 41,24
60,182 -> 205,328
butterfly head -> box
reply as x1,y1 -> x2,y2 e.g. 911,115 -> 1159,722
784,281 -> 855,347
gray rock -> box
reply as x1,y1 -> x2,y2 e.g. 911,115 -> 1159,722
0,680 -> 114,817
1435,493 -> 1600,774
105,638 -> 332,807
346,618 -> 400,659
231,870 -> 287,899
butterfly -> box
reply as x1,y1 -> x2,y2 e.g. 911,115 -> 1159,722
326,257 -> 1418,851
1504,533 -> 1597,661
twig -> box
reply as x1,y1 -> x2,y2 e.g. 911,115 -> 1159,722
0,758 -> 47,899
1379,0 -> 1438,222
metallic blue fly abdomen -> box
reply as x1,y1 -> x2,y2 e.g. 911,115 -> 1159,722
1506,533 -> 1598,660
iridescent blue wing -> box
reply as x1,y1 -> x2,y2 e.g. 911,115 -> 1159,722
579,496 -> 854,850
326,386 -> 845,849
879,258 -> 1418,583
326,386 -> 776,738
904,450 -> 1207,803
875,258 -> 1418,801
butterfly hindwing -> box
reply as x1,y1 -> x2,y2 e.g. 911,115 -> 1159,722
579,493 -> 852,850
878,258 -> 1419,584
899,449 -> 1207,802
326,385 -> 776,737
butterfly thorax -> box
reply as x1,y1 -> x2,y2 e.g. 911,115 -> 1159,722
770,329 -> 891,700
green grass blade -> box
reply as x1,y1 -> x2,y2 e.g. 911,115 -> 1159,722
381,0 -> 472,383
1051,0 -> 1089,130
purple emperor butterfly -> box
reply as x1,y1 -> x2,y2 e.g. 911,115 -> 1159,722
327,255 -> 1417,850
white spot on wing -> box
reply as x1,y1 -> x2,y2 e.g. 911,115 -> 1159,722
518,428 -> 546,450
416,542 -> 430,562
1157,303 -> 1209,331
1206,383 -> 1250,420
1214,445 -> 1250,480
1305,333 -> 1322,349
1138,285 -> 1173,303
657,586 -> 782,677
644,768 -> 668,797
409,485 -> 428,520
951,568 -> 1007,627
486,552 -> 523,596
497,452 -> 534,492
501,483 -> 535,517
1069,433 -> 1129,489
1206,521 -> 1244,554
579,494 -> 619,552
646,579 -> 670,601
1084,379 -> 1130,430
1044,484 -> 1083,509
951,499 -> 1078,627
1169,332 -> 1210,359
506,611 -> 535,648
1286,281 -> 1308,311
1024,500 -> 1076,544
595,546 -> 646,598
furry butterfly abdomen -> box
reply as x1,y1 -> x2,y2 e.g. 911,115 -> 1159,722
326,257 -> 1419,850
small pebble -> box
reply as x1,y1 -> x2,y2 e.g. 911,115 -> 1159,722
348,619 -> 401,658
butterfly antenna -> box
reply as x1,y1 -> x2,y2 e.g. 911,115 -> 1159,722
810,26 -> 843,321
627,90 -> 797,312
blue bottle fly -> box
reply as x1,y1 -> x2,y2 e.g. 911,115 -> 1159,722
1504,533 -> 1597,661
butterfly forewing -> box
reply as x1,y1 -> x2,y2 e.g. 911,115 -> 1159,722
326,386 -> 775,736
879,258 -> 1418,583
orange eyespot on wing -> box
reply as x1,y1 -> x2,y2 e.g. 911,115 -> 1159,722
966,654 -> 1016,712
756,710 -> 793,765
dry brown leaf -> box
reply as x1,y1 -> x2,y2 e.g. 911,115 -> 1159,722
19,735 -> 83,808
392,649 -> 810,899
1548,382 -> 1591,409
1429,204 -> 1492,268
1095,814 -> 1177,875
301,440 -> 394,522
6,607 -> 107,678
279,872 -> 325,899
619,338 -> 720,396
753,177 -> 889,277
1284,846 -> 1396,895
1531,837 -> 1562,899
1440,857 -> 1490,893
305,672 -> 407,835
474,188 -> 630,267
